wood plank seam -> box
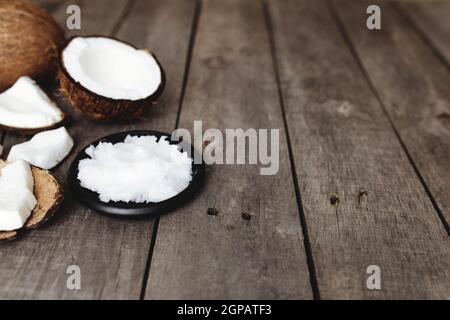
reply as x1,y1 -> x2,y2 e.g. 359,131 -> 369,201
0,0 -> 152,299
111,0 -> 136,37
396,2 -> 449,71
174,0 -> 203,130
328,0 -> 450,236
139,0 -> 202,299
139,216 -> 159,299
38,0 -> 67,15
269,0 -> 450,298
144,0 -> 312,299
262,0 -> 320,300
107,0 -> 156,300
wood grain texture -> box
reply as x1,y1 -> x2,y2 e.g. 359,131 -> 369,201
400,0 -> 450,66
335,0 -> 450,229
115,0 -> 198,132
268,0 -> 450,299
0,0 -> 197,299
144,0 -> 312,300
0,0 -> 138,300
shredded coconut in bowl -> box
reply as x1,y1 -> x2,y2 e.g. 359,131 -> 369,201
77,135 -> 193,203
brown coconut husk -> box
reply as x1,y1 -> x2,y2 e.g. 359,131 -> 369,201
0,0 -> 65,92
0,113 -> 67,135
0,230 -> 17,241
59,36 -> 166,121
0,160 -> 64,241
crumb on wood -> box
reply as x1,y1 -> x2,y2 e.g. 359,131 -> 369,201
358,189 -> 368,204
437,112 -> 450,119
330,194 -> 339,206
437,112 -> 450,129
241,212 -> 253,221
207,207 -> 219,216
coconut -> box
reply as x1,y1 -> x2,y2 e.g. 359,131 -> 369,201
0,76 -> 66,133
0,0 -> 65,92
0,160 -> 36,231
0,160 -> 64,241
8,127 -> 74,170
59,36 -> 165,121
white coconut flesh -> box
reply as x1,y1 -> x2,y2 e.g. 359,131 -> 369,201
62,37 -> 162,101
0,76 -> 64,129
0,160 -> 37,231
8,127 -> 74,170
77,135 -> 193,203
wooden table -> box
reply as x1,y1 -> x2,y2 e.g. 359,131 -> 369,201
0,0 -> 449,299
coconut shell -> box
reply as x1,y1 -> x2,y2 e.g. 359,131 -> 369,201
0,114 -> 67,135
0,230 -> 17,241
0,0 -> 65,92
0,160 -> 64,241
59,36 -> 166,121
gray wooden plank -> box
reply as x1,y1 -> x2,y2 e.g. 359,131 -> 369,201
0,0 -> 136,300
115,0 -> 198,133
400,0 -> 450,66
335,0 -> 450,230
30,0 -> 111,37
145,0 -> 312,300
0,0 -> 197,299
268,0 -> 450,299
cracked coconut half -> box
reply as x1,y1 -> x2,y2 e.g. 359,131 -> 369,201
59,36 -> 165,120
0,160 -> 64,241
0,76 -> 65,133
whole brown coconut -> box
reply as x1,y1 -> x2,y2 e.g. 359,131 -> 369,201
0,0 -> 65,92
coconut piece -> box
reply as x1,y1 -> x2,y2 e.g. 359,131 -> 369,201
0,230 -> 17,241
0,76 -> 65,133
8,127 -> 74,170
0,160 -> 36,231
0,0 -> 65,92
59,36 -> 165,120
0,160 -> 64,241
24,164 -> 64,229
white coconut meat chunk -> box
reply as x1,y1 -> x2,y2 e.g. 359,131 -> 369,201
8,127 -> 74,170
0,160 -> 37,231
62,37 -> 162,101
0,76 -> 64,129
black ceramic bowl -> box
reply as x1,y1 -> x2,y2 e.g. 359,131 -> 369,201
67,130 -> 204,218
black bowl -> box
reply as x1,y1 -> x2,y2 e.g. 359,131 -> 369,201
67,130 -> 204,218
